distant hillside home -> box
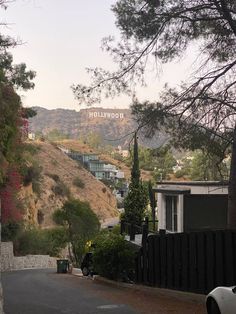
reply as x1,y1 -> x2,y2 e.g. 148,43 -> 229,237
58,146 -> 70,154
87,160 -> 124,180
67,151 -> 99,164
61,148 -> 124,181
154,181 -> 228,233
28,132 -> 36,140
116,146 -> 129,158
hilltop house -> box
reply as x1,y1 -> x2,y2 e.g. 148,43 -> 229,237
87,160 -> 124,181
154,181 -> 228,233
59,147 -> 124,182
67,151 -> 99,164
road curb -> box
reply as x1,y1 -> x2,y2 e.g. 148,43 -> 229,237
92,275 -> 206,305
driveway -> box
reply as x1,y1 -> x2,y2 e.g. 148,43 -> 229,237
2,269 -> 206,314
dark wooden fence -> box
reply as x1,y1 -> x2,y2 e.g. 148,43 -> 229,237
135,229 -> 236,294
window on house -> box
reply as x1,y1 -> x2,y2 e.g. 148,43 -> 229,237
165,195 -> 178,232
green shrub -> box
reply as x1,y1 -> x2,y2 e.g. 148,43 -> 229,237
110,224 -> 121,235
23,143 -> 41,155
44,227 -> 68,256
37,209 -> 44,225
117,199 -> 124,209
14,227 -> 68,256
22,163 -> 42,195
100,179 -> 112,189
77,162 -> 83,169
93,231 -> 136,281
1,221 -> 22,241
52,181 -> 70,198
46,173 -> 60,182
112,153 -> 124,162
51,159 -> 58,166
174,169 -> 188,179
73,176 -> 85,188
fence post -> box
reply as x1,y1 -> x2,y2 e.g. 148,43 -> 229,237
145,216 -> 149,233
130,224 -> 135,241
142,223 -> 148,284
142,223 -> 148,247
120,219 -> 124,235
159,229 -> 166,236
159,229 -> 167,288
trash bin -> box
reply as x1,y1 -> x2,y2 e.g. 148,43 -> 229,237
57,259 -> 69,273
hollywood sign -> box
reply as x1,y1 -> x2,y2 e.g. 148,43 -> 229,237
88,111 -> 124,119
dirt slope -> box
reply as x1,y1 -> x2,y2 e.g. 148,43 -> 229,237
21,140 -> 118,228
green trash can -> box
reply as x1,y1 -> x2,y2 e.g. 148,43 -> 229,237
57,259 -> 69,273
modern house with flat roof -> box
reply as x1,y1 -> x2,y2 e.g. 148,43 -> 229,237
154,181 -> 228,233
67,151 -> 99,164
61,147 -> 125,182
87,160 -> 123,180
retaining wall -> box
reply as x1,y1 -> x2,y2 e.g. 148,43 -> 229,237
1,242 -> 57,272
0,202 -> 4,313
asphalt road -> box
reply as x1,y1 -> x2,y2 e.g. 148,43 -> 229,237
2,269 -> 207,314
2,269 -> 137,314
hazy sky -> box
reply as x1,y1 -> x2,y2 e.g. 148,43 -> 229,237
2,0 -> 197,111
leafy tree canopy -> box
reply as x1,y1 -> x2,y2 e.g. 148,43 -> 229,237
0,1 -> 36,226
72,0 -> 236,227
73,0 -> 236,113
53,199 -> 100,264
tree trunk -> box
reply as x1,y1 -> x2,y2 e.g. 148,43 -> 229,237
227,124 -> 236,229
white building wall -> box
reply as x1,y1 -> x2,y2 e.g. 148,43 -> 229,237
158,194 -> 184,232
157,193 -> 165,230
156,183 -> 228,233
188,185 -> 228,194
177,195 -> 184,232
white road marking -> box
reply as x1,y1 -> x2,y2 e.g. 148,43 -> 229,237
97,304 -> 125,309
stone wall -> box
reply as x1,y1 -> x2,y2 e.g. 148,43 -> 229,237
1,242 -> 57,272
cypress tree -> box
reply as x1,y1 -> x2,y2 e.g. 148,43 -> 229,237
124,133 -> 148,226
131,132 -> 140,186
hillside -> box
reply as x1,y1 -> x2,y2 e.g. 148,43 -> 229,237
29,106 -> 167,148
20,141 -> 118,228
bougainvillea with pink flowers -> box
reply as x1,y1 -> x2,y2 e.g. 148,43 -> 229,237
0,2 -> 36,239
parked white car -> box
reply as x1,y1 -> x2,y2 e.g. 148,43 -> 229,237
206,286 -> 236,314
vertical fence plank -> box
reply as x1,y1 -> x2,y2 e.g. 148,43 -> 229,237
154,235 -> 161,287
196,232 -> 206,293
135,251 -> 139,283
215,231 -> 224,287
233,231 -> 236,284
166,234 -> 174,289
224,230 -> 235,286
181,233 -> 189,291
160,232 -> 167,288
136,248 -> 143,284
147,235 -> 155,286
205,231 -> 215,293
189,233 -> 197,292
174,233 -> 181,290
142,247 -> 148,284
